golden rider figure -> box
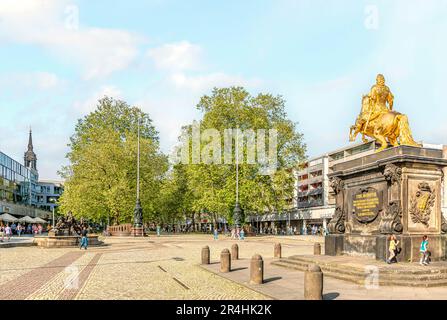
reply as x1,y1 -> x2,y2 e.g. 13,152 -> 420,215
350,74 -> 419,151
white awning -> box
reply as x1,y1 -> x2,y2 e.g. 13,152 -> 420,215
0,213 -> 18,223
18,216 -> 36,224
32,217 -> 48,224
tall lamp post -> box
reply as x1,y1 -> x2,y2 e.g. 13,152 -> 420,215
132,115 -> 144,236
49,197 -> 57,228
233,128 -> 243,232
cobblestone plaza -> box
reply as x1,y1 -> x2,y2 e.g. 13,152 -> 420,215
2,234 -> 447,300
0,235 -> 308,300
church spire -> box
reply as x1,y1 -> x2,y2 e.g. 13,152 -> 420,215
28,128 -> 33,151
24,128 -> 37,170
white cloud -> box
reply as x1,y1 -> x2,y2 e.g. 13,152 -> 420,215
35,72 -> 60,89
0,0 -> 141,79
0,72 -> 61,90
147,41 -> 263,93
169,72 -> 263,93
147,41 -> 203,71
72,85 -> 122,116
0,0 -> 51,15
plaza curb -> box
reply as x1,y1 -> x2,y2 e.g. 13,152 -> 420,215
0,242 -> 36,248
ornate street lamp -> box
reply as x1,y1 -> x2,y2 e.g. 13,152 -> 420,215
133,115 -> 144,236
233,128 -> 243,230
49,197 -> 57,227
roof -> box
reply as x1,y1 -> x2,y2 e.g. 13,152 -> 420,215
38,180 -> 65,186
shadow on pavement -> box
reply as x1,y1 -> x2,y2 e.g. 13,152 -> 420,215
323,292 -> 340,300
231,267 -> 248,271
264,276 -> 282,283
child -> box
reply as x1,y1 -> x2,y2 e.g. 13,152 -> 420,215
387,235 -> 399,264
420,235 -> 429,266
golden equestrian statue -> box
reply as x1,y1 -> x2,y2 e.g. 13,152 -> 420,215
349,74 -> 420,152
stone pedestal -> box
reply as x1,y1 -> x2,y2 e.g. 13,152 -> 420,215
325,234 -> 344,256
131,226 -> 144,237
34,235 -> 103,248
327,145 -> 447,262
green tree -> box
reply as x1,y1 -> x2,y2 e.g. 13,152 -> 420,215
178,87 -> 306,224
156,164 -> 195,227
59,97 -> 168,224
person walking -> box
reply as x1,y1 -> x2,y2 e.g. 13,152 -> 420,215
5,224 -> 12,241
420,235 -> 429,266
240,228 -> 245,240
79,226 -> 88,250
0,225 -> 4,242
213,227 -> 218,240
387,235 -> 399,264
156,225 -> 161,237
17,224 -> 22,237
230,228 -> 236,239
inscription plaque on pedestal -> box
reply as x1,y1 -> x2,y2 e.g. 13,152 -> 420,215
352,187 -> 382,223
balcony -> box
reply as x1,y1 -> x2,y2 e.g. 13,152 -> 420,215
297,190 -> 309,197
307,187 -> 323,196
297,199 -> 324,208
307,176 -> 323,185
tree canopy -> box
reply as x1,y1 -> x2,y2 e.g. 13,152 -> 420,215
59,97 -> 168,224
58,88 -> 305,228
173,87 -> 306,225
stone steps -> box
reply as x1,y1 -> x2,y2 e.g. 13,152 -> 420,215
272,257 -> 447,287
288,255 -> 447,274
287,256 -> 447,277
0,241 -> 36,248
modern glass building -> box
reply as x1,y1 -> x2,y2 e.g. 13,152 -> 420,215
0,150 -> 39,206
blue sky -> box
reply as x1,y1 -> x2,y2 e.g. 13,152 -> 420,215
0,0 -> 446,179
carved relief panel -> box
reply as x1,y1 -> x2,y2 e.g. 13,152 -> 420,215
404,173 -> 441,234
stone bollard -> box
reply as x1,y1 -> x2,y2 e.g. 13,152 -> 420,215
231,243 -> 239,260
220,249 -> 231,272
201,246 -> 210,265
314,243 -> 321,255
304,264 -> 323,300
250,254 -> 264,284
274,243 -> 281,258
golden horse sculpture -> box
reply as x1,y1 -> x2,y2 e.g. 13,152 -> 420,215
349,74 -> 420,152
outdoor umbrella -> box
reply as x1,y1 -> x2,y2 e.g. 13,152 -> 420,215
18,216 -> 36,224
32,217 -> 48,224
0,213 -> 18,223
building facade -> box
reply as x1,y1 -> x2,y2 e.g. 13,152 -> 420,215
0,150 -> 39,207
0,130 -> 56,219
36,180 -> 64,212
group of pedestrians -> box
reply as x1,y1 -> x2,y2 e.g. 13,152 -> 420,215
211,227 -> 245,240
0,224 -> 12,242
0,223 -> 45,242
230,227 -> 245,240
387,234 -> 430,265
